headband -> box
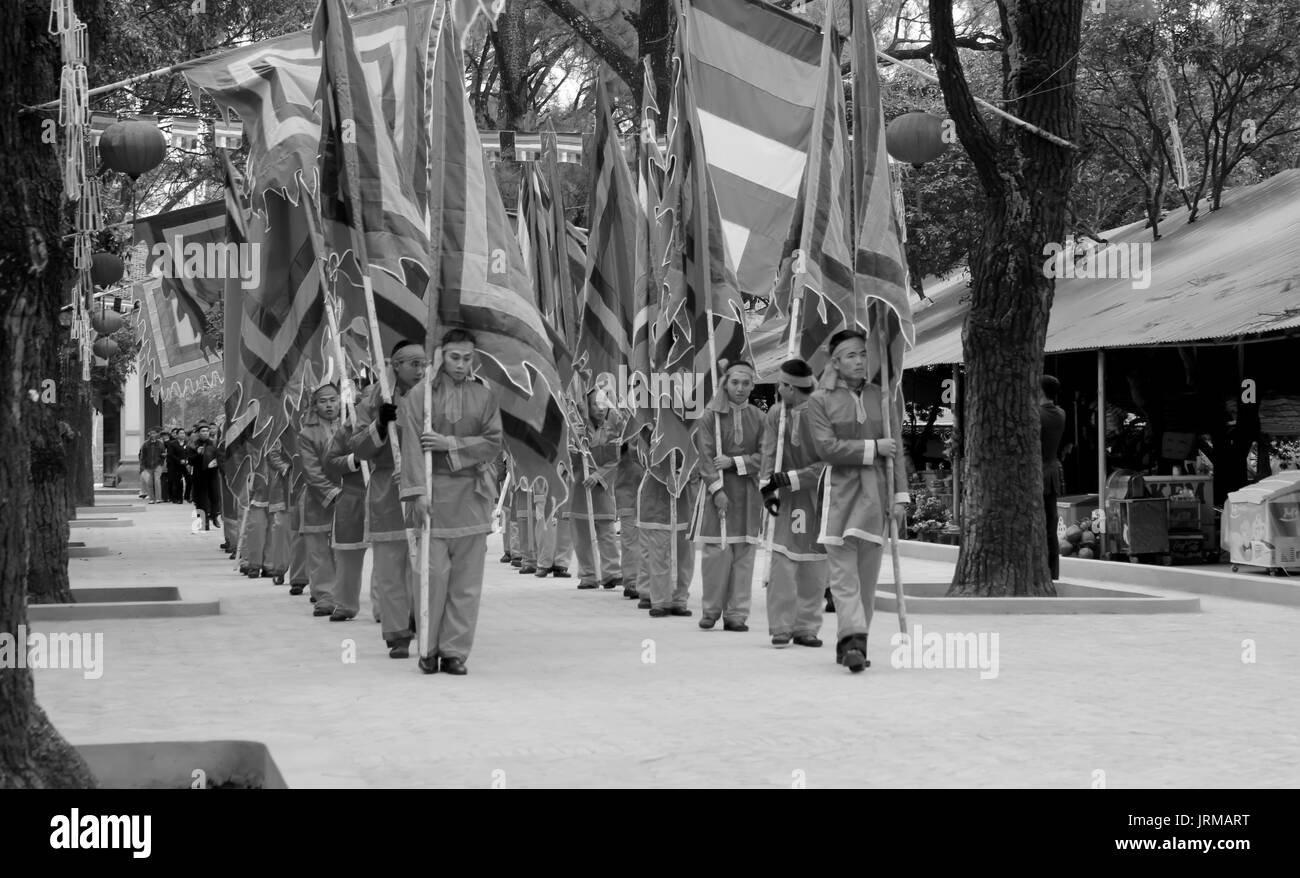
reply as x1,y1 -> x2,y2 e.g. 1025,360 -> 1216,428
829,333 -> 867,359
722,361 -> 756,380
779,369 -> 814,389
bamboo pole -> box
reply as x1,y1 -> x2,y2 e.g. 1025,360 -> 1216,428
759,290 -> 803,591
876,305 -> 908,636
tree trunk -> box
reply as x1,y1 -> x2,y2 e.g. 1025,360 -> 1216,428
931,0 -> 1082,596
0,0 -> 98,789
493,0 -> 533,135
635,0 -> 674,126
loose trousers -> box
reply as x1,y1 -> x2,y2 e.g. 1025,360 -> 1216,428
241,508 -> 289,574
301,532 -> 336,606
700,543 -> 756,624
288,507 -> 309,586
573,517 -> 621,585
767,553 -> 827,637
643,529 -> 694,610
419,533 -> 487,662
826,539 -> 883,640
618,509 -> 645,596
141,465 -> 164,502
331,547 -> 367,616
537,516 -> 573,570
374,540 -> 414,645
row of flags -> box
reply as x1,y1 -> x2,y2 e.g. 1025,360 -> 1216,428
134,0 -> 914,508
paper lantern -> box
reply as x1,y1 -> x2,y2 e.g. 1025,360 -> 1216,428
90,306 -> 124,335
886,112 -> 949,168
90,251 -> 124,287
92,336 -> 120,358
99,120 -> 167,180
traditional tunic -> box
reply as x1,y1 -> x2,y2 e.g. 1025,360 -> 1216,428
398,371 -> 503,663
759,398 -> 827,638
267,440 -> 308,588
570,411 -> 621,586
805,374 -> 909,647
323,422 -> 370,618
691,400 -> 765,544
296,410 -> 343,607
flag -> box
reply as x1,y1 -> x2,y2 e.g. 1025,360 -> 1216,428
428,4 -> 571,515
314,0 -> 429,285
573,78 -> 637,395
134,199 -> 227,353
517,149 -> 579,374
764,3 -> 856,375
181,1 -> 433,207
683,0 -> 823,298
850,0 -> 913,395
135,277 -> 223,404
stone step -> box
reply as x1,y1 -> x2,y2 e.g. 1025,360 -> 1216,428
69,518 -> 134,529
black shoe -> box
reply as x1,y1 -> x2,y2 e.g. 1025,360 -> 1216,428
698,616 -> 718,630
792,635 -> 823,648
228,552 -> 237,561
418,655 -> 439,674
313,605 -> 335,617
440,657 -> 467,675
534,567 -> 550,578
576,581 -> 599,590
723,621 -> 749,632
329,610 -> 356,622
623,585 -> 638,599
836,634 -> 869,671
273,574 -> 284,585
245,567 -> 261,579
669,607 -> 693,617
309,595 -> 317,603
602,576 -> 622,590
388,644 -> 410,659
499,553 -> 512,564
551,566 -> 571,578
648,607 -> 669,618
510,558 -> 522,568
637,598 -> 652,610
289,585 -> 304,596
772,634 -> 792,647
519,565 -> 537,575
219,542 -> 230,551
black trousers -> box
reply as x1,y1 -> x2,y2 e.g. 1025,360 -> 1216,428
1044,491 -> 1059,580
166,467 -> 185,502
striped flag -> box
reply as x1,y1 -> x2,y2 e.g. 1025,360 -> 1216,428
573,78 -> 637,394
517,141 -> 581,376
220,150 -> 258,483
134,199 -> 227,353
428,4 -> 571,514
180,2 -> 433,207
314,0 -> 429,285
135,276 -> 223,404
683,0 -> 823,298
764,5 -> 857,375
851,0 -> 914,395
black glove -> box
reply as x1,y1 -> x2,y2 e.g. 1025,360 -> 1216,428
377,402 -> 398,439
769,471 -> 791,489
762,484 -> 780,517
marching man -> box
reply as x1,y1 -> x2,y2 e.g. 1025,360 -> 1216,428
399,328 -> 503,676
691,360 -> 765,632
349,340 -> 425,658
296,383 -> 345,617
805,330 -> 909,673
759,359 -> 827,648
571,385 -> 623,591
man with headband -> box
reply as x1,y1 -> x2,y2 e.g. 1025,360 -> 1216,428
691,360 -> 765,632
345,340 -> 425,658
805,330 -> 909,672
759,358 -> 827,648
296,382 -> 345,617
399,328 -> 503,676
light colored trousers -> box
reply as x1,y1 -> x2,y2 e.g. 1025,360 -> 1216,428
538,516 -> 573,569
701,543 -> 756,624
418,533 -> 487,662
618,509 -> 645,595
374,540 -> 414,644
573,517 -> 621,585
241,507 -> 289,573
767,554 -> 827,637
826,540 -> 883,640
301,532 -> 336,605
644,529 -> 694,610
332,547 -> 367,616
141,465 -> 164,502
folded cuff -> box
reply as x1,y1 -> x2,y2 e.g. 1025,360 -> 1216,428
733,456 -> 747,476
862,440 -> 876,465
789,471 -> 801,493
708,477 -> 724,495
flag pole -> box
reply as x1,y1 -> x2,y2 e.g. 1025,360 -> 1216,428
875,303 -> 908,636
759,288 -> 802,591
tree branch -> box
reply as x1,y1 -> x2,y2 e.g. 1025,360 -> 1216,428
536,0 -> 637,93
928,0 -> 1002,196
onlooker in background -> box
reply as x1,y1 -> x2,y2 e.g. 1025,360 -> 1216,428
1040,374 -> 1067,581
165,428 -> 187,503
188,423 -> 222,530
181,428 -> 195,502
138,428 -> 166,504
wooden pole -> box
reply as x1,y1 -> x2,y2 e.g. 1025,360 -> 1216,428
876,305 -> 907,635
759,290 -> 802,591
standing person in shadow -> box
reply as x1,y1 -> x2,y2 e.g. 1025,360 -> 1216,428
188,423 -> 222,531
1040,375 -> 1067,581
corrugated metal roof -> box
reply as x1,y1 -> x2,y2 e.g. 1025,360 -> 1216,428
905,169 -> 1300,367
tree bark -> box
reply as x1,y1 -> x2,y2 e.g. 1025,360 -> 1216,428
931,0 -> 1082,596
0,0 -> 98,788
492,0 -> 533,134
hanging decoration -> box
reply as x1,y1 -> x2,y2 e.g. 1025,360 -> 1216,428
90,251 -> 124,287
885,111 -> 949,168
99,119 -> 168,180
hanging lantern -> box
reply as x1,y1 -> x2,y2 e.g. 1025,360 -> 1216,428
90,305 -> 124,335
92,336 -> 119,359
89,251 -> 124,287
886,112 -> 949,168
99,120 -> 167,180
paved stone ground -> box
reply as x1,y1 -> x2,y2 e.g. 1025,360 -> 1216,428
31,499 -> 1300,788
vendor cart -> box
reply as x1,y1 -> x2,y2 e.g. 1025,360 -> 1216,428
1145,474 -> 1218,563
1103,471 -> 1172,564
1222,471 -> 1300,576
